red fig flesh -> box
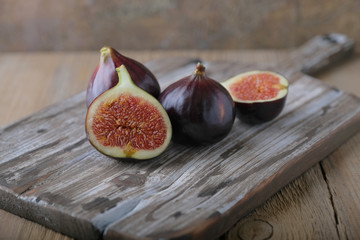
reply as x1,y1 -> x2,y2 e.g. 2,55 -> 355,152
86,65 -> 172,160
222,71 -> 289,123
159,63 -> 235,145
86,47 -> 160,107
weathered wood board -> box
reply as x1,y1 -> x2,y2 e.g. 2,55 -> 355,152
0,34 -> 359,240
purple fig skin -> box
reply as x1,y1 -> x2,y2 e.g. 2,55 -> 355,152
236,96 -> 287,124
158,63 -> 235,145
86,47 -> 160,107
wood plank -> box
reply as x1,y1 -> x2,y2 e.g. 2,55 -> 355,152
1,60 -> 359,240
320,130 -> 360,239
0,208 -> 72,240
0,50 -> 290,240
1,34 -> 358,240
317,54 -> 360,239
104,73 -> 360,240
224,53 -> 360,240
225,135 -> 360,240
223,165 -> 339,240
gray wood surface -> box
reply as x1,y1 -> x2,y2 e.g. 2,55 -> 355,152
0,34 -> 359,240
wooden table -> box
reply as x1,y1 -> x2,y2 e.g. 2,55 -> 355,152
0,49 -> 359,240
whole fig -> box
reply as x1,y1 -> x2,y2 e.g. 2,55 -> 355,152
86,47 -> 160,107
159,63 -> 235,145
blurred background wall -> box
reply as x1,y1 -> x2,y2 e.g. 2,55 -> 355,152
0,0 -> 358,52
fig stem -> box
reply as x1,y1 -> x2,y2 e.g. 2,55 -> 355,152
194,62 -> 206,76
115,65 -> 136,88
100,46 -> 111,63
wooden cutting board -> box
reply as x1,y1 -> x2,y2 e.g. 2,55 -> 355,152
0,34 -> 359,240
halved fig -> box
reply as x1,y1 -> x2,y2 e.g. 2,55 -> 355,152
86,65 -> 172,160
222,71 -> 289,123
86,46 -> 160,107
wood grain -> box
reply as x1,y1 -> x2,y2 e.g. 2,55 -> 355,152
221,54 -> 360,240
223,129 -> 360,240
320,133 -> 360,240
1,61 -> 360,240
224,165 -> 339,240
0,209 -> 72,240
0,34 -> 360,239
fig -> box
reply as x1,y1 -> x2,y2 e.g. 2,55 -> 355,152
158,63 -> 235,145
222,70 -> 289,124
85,65 -> 172,160
86,46 -> 160,107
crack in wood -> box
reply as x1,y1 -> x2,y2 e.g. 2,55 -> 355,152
319,161 -> 341,240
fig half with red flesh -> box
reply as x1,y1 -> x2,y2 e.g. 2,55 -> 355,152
86,65 -> 172,160
86,46 -> 160,107
222,71 -> 289,123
